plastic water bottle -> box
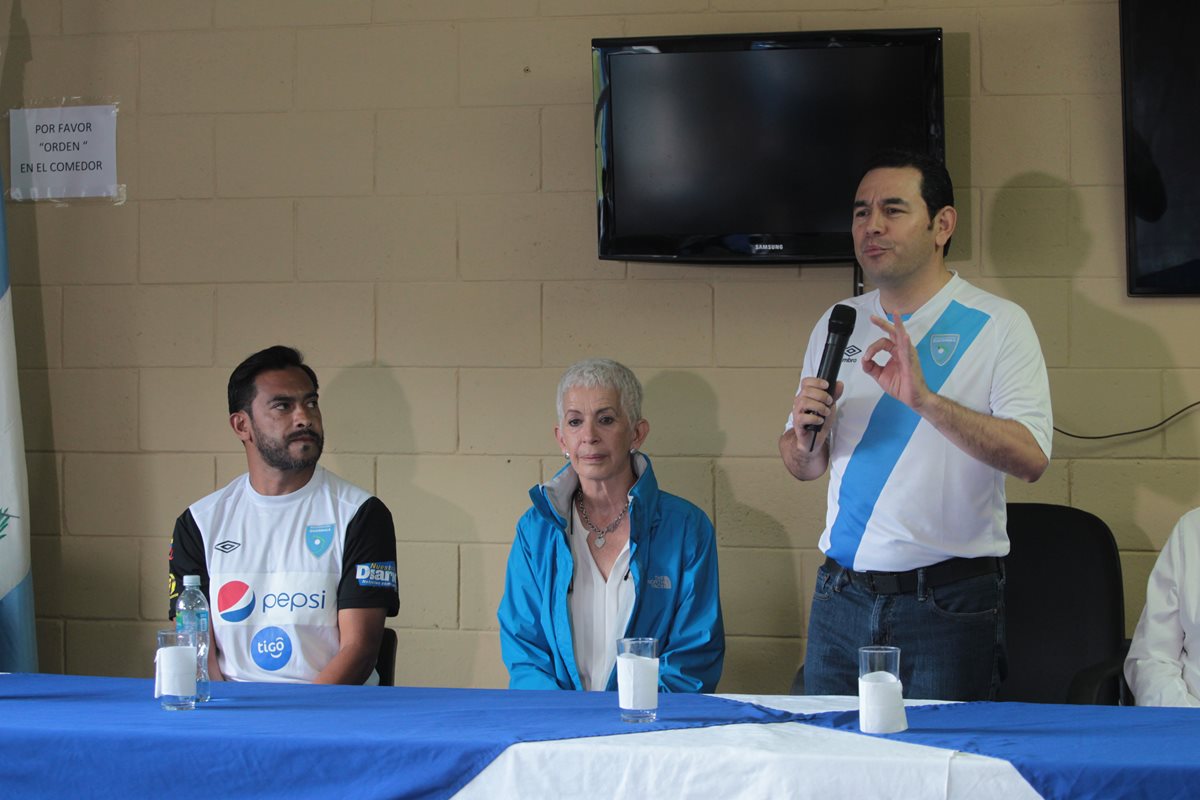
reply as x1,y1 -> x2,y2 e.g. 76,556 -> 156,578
176,575 -> 211,702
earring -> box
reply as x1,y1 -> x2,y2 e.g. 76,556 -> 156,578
563,451 -> 570,459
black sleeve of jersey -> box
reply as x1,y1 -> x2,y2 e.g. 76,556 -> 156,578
338,497 -> 400,616
168,509 -> 209,619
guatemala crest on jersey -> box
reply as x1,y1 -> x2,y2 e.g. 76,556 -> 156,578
930,333 -> 959,367
305,524 -> 335,557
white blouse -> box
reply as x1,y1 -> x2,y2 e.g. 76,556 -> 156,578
1125,508 -> 1200,707
567,503 -> 634,691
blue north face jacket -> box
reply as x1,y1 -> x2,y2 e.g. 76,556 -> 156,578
498,453 -> 724,692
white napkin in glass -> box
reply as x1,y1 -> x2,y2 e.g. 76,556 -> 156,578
858,671 -> 908,734
154,645 -> 197,698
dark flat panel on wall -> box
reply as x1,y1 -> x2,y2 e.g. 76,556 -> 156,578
1121,0 -> 1200,295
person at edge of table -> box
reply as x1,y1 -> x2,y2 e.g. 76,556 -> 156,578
168,345 -> 399,685
498,358 -> 724,692
1125,507 -> 1200,707
779,149 -> 1053,700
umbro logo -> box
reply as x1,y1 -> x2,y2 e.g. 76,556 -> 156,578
214,540 -> 242,553
843,345 -> 862,361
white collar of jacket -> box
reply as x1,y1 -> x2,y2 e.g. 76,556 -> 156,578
530,450 -> 657,533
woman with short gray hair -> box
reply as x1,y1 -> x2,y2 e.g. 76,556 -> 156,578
498,358 -> 724,692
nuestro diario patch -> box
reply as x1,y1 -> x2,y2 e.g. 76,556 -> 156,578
356,561 -> 397,590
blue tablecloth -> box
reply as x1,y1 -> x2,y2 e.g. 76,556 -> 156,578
801,701 -> 1200,800
0,673 -> 801,800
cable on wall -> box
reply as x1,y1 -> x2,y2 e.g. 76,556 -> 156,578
1054,400 -> 1200,440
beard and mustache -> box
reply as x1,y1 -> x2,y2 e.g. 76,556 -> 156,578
251,419 -> 324,471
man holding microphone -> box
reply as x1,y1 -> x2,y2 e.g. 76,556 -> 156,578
780,150 -> 1053,700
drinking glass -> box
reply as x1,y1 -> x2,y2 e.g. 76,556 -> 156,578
617,637 -> 659,723
858,645 -> 907,734
156,629 -> 198,711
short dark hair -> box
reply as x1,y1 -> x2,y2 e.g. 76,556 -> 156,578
859,149 -> 955,256
227,346 -> 319,415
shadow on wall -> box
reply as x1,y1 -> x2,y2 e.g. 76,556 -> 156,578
643,370 -> 803,694
987,172 -> 1189,549
319,366 -> 494,688
715,457 -> 806,694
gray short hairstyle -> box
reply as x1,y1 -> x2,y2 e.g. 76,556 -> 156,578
556,358 -> 643,424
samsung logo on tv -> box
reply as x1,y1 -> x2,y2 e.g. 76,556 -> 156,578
752,243 -> 784,252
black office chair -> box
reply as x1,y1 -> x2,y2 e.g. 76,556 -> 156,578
791,503 -> 1131,702
999,503 -> 1130,704
376,627 -> 398,687
790,664 -> 805,695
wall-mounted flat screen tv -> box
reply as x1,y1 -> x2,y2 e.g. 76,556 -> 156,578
592,28 -> 944,264
1119,0 -> 1200,296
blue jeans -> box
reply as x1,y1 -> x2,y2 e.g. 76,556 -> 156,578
804,561 -> 1006,701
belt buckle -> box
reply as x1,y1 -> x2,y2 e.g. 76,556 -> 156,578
863,572 -> 878,593
864,571 -> 896,594
868,570 -> 904,594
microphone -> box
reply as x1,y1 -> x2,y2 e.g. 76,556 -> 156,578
802,304 -> 857,433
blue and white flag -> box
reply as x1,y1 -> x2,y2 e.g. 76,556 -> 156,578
0,166 -> 38,673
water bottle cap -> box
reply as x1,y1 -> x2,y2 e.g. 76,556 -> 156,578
183,575 -> 201,588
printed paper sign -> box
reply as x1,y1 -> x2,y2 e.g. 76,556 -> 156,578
8,105 -> 119,200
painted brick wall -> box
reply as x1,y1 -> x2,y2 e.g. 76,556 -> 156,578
5,0 -> 1195,693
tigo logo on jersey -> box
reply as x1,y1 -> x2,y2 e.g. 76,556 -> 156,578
356,561 -> 397,589
305,524 -> 335,557
251,626 -> 293,671
218,580 -> 256,623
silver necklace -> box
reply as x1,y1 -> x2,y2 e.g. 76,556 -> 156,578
575,490 -> 628,549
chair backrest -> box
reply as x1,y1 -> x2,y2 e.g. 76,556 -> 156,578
998,503 -> 1125,703
376,627 -> 398,687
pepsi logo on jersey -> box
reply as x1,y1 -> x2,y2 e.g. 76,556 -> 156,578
216,579 -> 328,622
218,580 -> 256,622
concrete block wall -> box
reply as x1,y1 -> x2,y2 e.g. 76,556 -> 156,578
5,0 -> 1196,694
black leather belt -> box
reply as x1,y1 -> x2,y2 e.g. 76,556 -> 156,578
824,555 -> 1001,595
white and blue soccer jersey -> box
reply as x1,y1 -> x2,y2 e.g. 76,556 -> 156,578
169,467 -> 399,683
786,274 -> 1053,572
